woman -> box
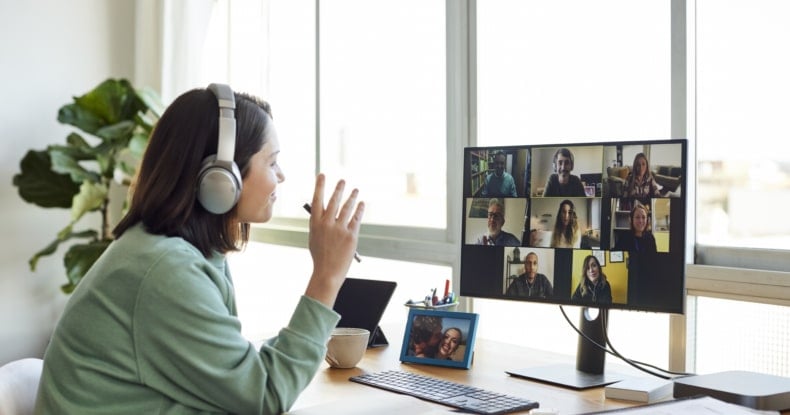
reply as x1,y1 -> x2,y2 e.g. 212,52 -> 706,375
435,328 -> 463,361
572,255 -> 612,304
35,85 -> 364,415
623,153 -> 661,200
550,199 -> 581,248
613,203 -> 657,254
613,203 -> 657,305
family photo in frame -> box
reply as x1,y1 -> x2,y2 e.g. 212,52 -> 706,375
399,308 -> 479,369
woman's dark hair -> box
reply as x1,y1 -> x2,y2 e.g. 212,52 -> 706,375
114,87 -> 273,257
410,316 -> 442,344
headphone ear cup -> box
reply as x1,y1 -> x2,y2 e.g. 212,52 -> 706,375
197,156 -> 242,214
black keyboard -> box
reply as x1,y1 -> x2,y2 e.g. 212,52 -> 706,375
349,370 -> 539,414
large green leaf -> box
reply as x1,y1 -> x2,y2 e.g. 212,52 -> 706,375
12,150 -> 80,208
29,228 -> 98,271
128,132 -> 149,159
62,239 -> 112,293
136,86 -> 165,119
49,149 -> 101,184
71,181 -> 108,222
95,120 -> 136,144
49,133 -> 94,161
58,79 -> 146,134
57,103 -> 106,135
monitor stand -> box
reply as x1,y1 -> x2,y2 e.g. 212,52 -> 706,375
506,307 -> 625,390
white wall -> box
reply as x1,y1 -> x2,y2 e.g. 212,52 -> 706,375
0,0 -> 135,365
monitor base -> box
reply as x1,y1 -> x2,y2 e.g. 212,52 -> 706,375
507,364 -> 624,390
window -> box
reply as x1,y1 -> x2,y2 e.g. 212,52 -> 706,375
475,0 -> 672,366
477,0 -> 670,144
691,0 -> 790,376
696,0 -> 790,251
187,0 -> 790,376
200,0 -> 455,345
319,1 -> 447,229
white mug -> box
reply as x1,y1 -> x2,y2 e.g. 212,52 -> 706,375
325,327 -> 370,369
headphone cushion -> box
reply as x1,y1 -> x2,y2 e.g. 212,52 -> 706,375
197,156 -> 242,214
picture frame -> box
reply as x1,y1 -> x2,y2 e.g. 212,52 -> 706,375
593,249 -> 606,267
468,198 -> 490,218
609,250 -> 624,263
400,308 -> 479,369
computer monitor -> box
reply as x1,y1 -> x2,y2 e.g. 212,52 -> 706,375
461,139 -> 687,389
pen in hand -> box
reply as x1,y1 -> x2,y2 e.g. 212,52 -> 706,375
303,203 -> 362,263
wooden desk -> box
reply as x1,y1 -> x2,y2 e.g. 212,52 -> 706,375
288,335 -> 642,414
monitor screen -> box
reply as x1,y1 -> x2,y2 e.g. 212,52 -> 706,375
461,139 -> 687,314
461,139 -> 688,389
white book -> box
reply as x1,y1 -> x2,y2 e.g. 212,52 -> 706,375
605,377 -> 673,403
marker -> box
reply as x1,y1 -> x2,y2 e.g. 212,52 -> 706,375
303,203 -> 362,263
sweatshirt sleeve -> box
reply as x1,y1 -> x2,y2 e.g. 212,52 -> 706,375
133,254 -> 339,415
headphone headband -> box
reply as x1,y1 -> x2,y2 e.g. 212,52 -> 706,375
207,83 -> 236,163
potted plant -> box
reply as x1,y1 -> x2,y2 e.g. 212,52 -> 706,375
12,78 -> 162,293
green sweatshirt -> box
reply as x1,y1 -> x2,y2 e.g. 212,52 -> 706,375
35,224 -> 340,415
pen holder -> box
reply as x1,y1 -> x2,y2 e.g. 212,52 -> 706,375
404,300 -> 459,310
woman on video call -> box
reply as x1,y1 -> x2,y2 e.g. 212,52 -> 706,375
613,203 -> 656,254
613,202 -> 657,305
35,84 -> 364,415
623,152 -> 661,201
550,199 -> 581,248
572,255 -> 612,304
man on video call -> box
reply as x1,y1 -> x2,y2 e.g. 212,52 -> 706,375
476,198 -> 521,246
543,147 -> 586,197
482,151 -> 518,197
505,252 -> 554,298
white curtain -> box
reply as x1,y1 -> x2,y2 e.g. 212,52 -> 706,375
134,0 -> 216,103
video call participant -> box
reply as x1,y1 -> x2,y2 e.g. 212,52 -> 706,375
550,199 -> 581,248
624,152 -> 662,202
35,85 -> 365,415
613,203 -> 656,254
482,151 -> 518,197
613,203 -> 657,305
543,147 -> 586,197
572,255 -> 613,304
505,252 -> 554,298
435,327 -> 463,361
476,198 -> 521,246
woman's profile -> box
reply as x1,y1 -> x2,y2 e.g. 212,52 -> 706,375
35,84 -> 365,415
572,255 -> 612,304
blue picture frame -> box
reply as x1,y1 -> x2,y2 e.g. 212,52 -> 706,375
399,308 -> 479,369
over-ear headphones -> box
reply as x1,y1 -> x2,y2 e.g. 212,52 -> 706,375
197,83 -> 242,214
